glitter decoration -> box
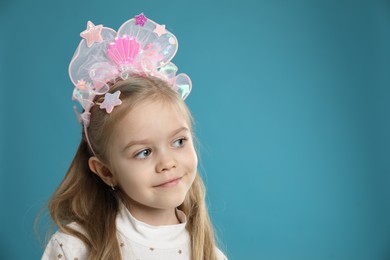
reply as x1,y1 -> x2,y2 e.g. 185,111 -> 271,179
80,21 -> 103,47
154,24 -> 166,37
76,80 -> 87,90
135,13 -> 147,26
99,91 -> 122,113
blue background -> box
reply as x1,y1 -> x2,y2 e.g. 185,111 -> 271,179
1,0 -> 390,259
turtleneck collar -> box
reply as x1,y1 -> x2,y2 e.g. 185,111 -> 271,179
116,201 -> 190,249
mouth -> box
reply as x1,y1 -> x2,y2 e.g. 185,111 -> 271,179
154,177 -> 182,188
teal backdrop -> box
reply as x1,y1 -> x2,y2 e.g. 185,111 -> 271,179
1,0 -> 390,259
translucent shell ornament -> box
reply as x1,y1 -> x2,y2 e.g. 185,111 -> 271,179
106,35 -> 140,67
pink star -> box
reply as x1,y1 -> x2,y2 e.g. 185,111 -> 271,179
80,21 -> 103,47
154,24 -> 166,37
76,79 -> 87,90
135,13 -> 147,26
100,91 -> 122,113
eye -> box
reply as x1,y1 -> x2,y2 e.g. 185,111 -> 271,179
172,137 -> 187,148
134,149 -> 152,159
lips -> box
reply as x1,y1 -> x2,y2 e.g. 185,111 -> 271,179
154,177 -> 182,188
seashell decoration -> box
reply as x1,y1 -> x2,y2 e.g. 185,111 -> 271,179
106,35 -> 140,66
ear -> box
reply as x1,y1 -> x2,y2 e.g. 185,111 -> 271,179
88,156 -> 117,187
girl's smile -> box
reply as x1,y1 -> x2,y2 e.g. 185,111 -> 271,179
153,176 -> 183,188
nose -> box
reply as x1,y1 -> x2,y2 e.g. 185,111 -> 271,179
155,152 -> 177,173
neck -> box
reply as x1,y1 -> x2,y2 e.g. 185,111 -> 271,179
122,198 -> 180,226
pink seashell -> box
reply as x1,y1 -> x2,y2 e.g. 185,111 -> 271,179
106,35 -> 140,66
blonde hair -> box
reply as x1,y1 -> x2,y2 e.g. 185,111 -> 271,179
47,75 -> 218,259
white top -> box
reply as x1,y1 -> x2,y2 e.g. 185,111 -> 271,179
42,202 -> 227,260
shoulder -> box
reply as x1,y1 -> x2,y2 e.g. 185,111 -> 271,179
216,246 -> 228,260
41,222 -> 89,260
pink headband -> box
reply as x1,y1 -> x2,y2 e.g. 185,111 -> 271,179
69,13 -> 192,156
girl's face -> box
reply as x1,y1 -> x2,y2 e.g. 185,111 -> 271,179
108,99 -> 198,212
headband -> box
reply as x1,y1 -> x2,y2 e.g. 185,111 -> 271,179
69,13 -> 192,155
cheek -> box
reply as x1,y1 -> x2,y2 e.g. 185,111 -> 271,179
114,161 -> 150,189
182,146 -> 198,173
189,142 -> 198,166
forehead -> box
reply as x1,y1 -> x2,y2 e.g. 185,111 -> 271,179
111,99 -> 190,142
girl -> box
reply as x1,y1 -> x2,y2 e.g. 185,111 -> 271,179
42,13 -> 227,260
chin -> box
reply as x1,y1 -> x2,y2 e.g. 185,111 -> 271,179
153,179 -> 193,207
153,191 -> 187,209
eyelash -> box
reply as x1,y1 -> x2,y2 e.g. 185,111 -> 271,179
133,137 -> 188,159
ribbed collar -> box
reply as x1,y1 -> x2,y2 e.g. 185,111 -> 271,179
116,201 -> 190,249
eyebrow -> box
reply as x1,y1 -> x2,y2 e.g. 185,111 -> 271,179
122,126 -> 189,152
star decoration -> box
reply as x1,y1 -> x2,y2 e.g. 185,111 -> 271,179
80,21 -> 103,47
76,79 -> 87,90
154,24 -> 166,37
135,13 -> 147,26
100,91 -> 122,113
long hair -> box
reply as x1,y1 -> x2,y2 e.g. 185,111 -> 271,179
47,75 -> 218,259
